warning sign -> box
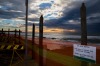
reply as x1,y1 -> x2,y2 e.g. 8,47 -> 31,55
73,44 -> 96,63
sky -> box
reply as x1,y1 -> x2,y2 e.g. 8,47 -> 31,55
0,0 -> 100,36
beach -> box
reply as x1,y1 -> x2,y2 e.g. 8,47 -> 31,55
27,37 -> 100,66
0,34 -> 100,66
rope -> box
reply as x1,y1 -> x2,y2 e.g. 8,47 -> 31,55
10,50 -> 24,66
10,47 -> 15,66
11,60 -> 23,66
14,50 -> 24,61
9,39 -> 24,66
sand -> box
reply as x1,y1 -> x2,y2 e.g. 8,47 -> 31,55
0,34 -> 100,66
27,38 -> 100,66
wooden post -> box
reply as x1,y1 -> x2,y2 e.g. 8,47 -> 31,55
39,15 -> 43,66
80,3 -> 88,66
32,24 -> 35,59
25,0 -> 28,66
15,29 -> 17,44
8,29 -> 10,38
81,3 -> 87,45
19,29 -> 21,44
2,28 -> 3,35
8,29 -> 10,42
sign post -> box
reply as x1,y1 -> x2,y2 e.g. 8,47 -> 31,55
74,44 -> 96,63
80,3 -> 88,66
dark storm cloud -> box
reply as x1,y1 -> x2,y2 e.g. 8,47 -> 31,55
86,0 -> 100,15
0,0 -> 39,21
0,0 -> 25,11
29,10 -> 37,14
28,18 -> 39,22
86,0 -> 100,35
0,9 -> 24,19
0,0 -> 25,19
44,0 -> 100,35
87,22 -> 100,36
0,0 -> 100,35
44,3 -> 81,31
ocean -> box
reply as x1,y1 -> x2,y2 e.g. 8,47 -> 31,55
21,32 -> 100,44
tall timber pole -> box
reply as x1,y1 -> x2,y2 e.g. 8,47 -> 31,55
80,3 -> 88,66
32,24 -> 35,59
19,29 -> 21,44
39,15 -> 43,66
8,29 -> 10,43
14,29 -> 17,44
25,0 -> 28,65
81,3 -> 87,45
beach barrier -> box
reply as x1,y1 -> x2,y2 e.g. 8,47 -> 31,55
0,28 -> 21,44
0,44 -> 24,66
0,29 -> 24,66
0,45 -> 24,50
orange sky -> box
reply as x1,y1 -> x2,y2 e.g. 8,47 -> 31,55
0,26 -> 76,34
26,26 -> 76,33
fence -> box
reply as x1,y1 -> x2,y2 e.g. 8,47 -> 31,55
0,28 -> 21,44
0,28 -> 24,66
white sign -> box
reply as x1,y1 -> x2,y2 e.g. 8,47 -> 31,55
73,44 -> 96,62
